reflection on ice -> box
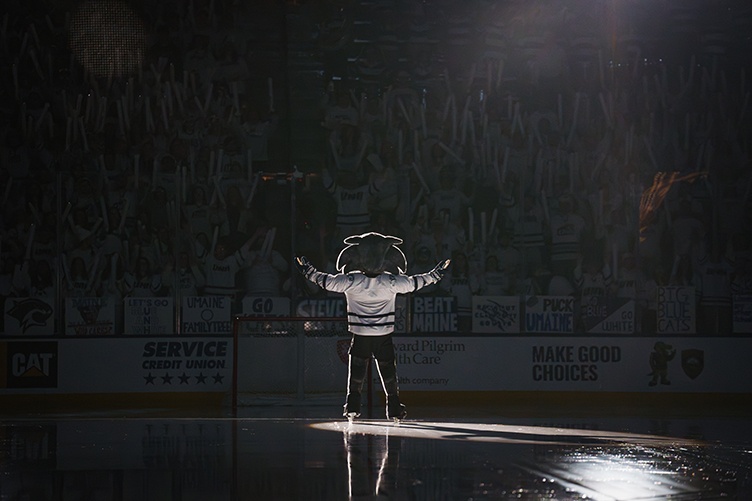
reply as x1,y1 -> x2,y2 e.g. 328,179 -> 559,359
1,417 -> 747,500
313,420 -> 712,500
344,425 -> 401,498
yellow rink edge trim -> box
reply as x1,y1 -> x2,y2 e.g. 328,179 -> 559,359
1,390 -> 750,416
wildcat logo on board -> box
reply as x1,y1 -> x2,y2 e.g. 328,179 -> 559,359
5,298 -> 54,335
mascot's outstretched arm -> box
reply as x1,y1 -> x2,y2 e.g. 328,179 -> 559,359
296,255 -> 449,278
296,255 -> 334,291
295,255 -> 336,291
295,256 -> 315,279
429,259 -> 451,280
296,232 -> 451,294
407,259 -> 450,292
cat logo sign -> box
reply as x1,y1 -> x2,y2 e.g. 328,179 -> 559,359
6,342 -> 58,388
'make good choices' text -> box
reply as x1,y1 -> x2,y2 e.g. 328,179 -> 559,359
531,345 -> 622,382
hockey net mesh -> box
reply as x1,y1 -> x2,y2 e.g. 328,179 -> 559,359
232,316 -> 350,406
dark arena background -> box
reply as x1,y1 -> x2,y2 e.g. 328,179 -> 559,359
2,0 -> 752,499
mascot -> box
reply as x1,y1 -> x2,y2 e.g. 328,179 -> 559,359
296,232 -> 450,421
648,341 -> 675,386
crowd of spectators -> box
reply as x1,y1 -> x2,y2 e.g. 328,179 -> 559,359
1,0 -> 751,335
306,0 -> 752,335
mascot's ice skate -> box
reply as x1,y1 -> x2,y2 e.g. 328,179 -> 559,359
296,232 -> 450,422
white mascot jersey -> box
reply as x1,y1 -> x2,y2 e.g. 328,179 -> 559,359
304,232 -> 443,336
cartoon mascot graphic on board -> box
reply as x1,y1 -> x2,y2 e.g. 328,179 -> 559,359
296,232 -> 450,422
648,341 -> 676,386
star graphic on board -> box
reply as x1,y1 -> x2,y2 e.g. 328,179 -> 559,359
161,373 -> 173,384
213,372 -> 224,384
144,373 -> 156,385
178,372 -> 191,384
195,372 -> 207,384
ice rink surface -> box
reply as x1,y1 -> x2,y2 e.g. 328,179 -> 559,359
2,395 -> 752,500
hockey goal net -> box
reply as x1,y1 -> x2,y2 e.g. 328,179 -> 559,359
231,316 -> 351,407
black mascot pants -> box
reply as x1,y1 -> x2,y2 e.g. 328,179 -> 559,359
347,333 -> 399,398
349,333 -> 396,363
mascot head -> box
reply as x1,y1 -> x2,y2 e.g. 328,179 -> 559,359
336,232 -> 407,276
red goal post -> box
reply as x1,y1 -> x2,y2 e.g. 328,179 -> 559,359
231,315 -> 351,409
